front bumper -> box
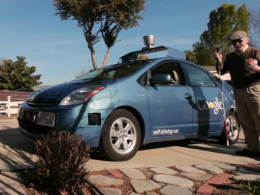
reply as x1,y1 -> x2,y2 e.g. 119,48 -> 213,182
18,102 -> 111,148
19,126 -> 44,140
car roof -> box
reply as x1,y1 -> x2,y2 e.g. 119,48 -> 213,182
119,45 -> 186,63
118,44 -> 210,73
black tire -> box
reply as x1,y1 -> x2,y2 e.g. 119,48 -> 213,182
99,109 -> 141,161
218,111 -> 240,145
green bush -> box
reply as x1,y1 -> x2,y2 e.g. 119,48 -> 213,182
240,179 -> 260,195
31,131 -> 90,195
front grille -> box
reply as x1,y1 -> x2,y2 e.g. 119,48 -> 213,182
18,118 -> 54,134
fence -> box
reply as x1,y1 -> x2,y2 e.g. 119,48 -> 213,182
0,96 -> 24,117
0,90 -> 31,102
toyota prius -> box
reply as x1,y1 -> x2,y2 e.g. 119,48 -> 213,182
17,35 -> 239,161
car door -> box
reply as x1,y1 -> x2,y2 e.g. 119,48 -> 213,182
181,62 -> 224,137
147,60 -> 193,138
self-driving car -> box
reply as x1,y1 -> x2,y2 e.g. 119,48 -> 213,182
18,35 -> 240,161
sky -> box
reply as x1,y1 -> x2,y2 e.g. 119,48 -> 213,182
0,0 -> 259,85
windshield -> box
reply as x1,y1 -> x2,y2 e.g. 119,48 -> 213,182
75,59 -> 154,80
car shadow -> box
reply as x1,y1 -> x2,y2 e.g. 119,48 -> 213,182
137,136 -> 260,162
90,134 -> 260,162
85,139 -> 195,161
182,138 -> 260,161
89,137 -> 256,162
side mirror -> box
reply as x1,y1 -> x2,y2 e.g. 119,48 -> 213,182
150,74 -> 174,85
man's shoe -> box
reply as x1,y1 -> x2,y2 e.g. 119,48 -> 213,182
235,149 -> 260,157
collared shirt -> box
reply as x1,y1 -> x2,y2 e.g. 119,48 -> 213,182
234,45 -> 249,54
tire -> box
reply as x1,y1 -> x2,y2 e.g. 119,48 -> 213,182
218,111 -> 240,145
99,109 -> 141,161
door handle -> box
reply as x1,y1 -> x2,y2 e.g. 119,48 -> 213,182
184,93 -> 192,99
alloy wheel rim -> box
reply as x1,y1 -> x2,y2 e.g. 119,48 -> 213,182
110,117 -> 137,155
226,115 -> 238,141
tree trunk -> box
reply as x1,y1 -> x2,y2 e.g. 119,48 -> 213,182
102,47 -> 111,67
84,34 -> 98,70
88,44 -> 98,70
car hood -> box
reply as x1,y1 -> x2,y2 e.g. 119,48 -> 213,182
27,79 -> 114,104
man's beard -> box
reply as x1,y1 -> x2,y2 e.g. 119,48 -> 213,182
234,45 -> 247,51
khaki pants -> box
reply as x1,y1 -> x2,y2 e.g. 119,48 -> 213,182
234,84 -> 260,153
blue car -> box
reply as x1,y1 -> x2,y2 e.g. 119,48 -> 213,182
18,35 -> 240,161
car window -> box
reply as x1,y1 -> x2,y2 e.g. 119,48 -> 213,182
183,63 -> 214,87
75,59 -> 154,80
150,61 -> 185,86
137,73 -> 148,86
208,72 -> 222,87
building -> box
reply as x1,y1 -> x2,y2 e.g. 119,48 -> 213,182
33,85 -> 52,91
203,66 -> 231,81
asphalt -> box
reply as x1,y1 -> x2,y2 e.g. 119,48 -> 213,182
0,118 -> 259,194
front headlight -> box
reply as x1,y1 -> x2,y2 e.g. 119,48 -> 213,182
60,86 -> 105,106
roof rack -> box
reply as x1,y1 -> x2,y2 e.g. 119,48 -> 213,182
119,35 -> 186,63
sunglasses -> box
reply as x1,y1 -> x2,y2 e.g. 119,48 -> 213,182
231,39 -> 244,44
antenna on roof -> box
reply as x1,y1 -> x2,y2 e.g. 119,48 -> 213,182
142,35 -> 155,49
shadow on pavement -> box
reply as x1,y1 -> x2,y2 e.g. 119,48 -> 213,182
0,126 -> 36,168
183,138 -> 260,161
0,126 -> 36,195
137,136 -> 260,161
87,131 -> 260,162
0,172 -> 25,195
89,137 -> 256,162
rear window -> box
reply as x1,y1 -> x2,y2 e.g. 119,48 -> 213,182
75,59 -> 154,80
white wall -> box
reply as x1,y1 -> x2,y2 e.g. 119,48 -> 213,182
211,71 -> 231,80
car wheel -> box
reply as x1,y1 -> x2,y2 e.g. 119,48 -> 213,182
99,109 -> 141,161
218,111 -> 240,145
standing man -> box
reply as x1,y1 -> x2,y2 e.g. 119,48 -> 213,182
215,31 -> 260,158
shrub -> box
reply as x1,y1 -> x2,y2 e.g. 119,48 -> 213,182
240,179 -> 260,195
30,131 -> 90,195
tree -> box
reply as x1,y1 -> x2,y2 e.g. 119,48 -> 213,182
250,8 -> 260,47
192,42 -> 216,66
200,4 -> 250,58
0,58 -> 7,75
100,19 -> 122,67
0,56 -> 42,90
189,3 -> 251,65
184,50 -> 197,64
53,0 -> 146,69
